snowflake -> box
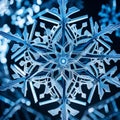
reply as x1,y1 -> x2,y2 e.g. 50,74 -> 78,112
99,0 -> 120,37
0,0 -> 120,119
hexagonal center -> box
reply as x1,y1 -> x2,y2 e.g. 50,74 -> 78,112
59,57 -> 67,65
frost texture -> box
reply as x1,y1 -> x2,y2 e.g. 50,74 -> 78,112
0,0 -> 120,119
99,0 -> 120,37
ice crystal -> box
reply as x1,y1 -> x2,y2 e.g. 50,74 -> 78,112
0,90 -> 50,120
11,0 -> 42,28
0,0 -> 14,16
0,24 -> 10,95
0,25 -> 10,64
0,0 -> 120,119
81,92 -> 120,120
99,0 -> 120,37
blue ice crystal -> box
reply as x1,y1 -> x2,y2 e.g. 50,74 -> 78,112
0,24 -> 10,94
0,90 -> 50,120
99,0 -> 120,37
0,25 -> 10,64
0,0 -> 120,119
81,92 -> 120,120
0,0 -> 14,16
11,0 -> 42,28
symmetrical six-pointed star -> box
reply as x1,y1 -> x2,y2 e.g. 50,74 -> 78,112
0,0 -> 120,119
